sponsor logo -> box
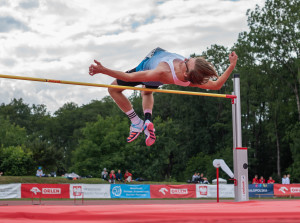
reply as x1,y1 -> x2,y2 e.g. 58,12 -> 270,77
30,187 -> 62,195
170,189 -> 188,195
255,184 -> 268,188
291,188 -> 300,193
0,188 -> 17,193
198,186 -> 207,195
42,188 -> 61,194
279,187 -> 289,194
30,187 -> 41,195
241,175 -> 247,199
112,186 -> 122,197
249,189 -> 268,193
73,186 -> 82,196
159,188 -> 168,195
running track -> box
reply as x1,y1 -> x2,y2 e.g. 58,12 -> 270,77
0,200 -> 300,222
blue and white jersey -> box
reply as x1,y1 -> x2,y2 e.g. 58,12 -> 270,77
135,47 -> 188,87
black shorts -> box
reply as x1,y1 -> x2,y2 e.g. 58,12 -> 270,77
116,68 -> 160,89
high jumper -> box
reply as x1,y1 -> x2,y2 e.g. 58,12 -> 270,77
89,47 -> 238,146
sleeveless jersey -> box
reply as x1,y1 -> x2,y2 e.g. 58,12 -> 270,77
136,48 -> 191,87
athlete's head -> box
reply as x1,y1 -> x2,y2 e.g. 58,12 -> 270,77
184,57 -> 218,85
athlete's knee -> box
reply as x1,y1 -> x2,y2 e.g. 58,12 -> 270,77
141,86 -> 153,96
108,80 -> 123,95
141,91 -> 153,97
108,86 -> 116,95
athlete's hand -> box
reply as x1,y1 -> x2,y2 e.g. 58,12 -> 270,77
229,51 -> 238,67
89,60 -> 106,76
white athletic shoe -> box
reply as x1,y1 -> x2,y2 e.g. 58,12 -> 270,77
127,119 -> 144,143
144,120 -> 156,146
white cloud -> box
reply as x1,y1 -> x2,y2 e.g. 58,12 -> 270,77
0,0 -> 265,113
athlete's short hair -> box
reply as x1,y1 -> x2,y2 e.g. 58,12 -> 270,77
187,57 -> 218,85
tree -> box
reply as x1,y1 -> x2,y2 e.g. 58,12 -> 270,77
0,98 -> 31,128
234,0 -> 299,178
184,147 -> 233,182
287,124 -> 300,182
0,116 -> 27,147
128,117 -> 187,181
70,115 -> 128,177
27,139 -> 64,174
0,146 -> 35,176
246,0 -> 300,120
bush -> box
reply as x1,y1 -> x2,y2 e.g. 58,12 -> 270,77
0,146 -> 35,176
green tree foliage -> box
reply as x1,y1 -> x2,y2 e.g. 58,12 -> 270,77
27,139 -> 63,174
121,117 -> 188,181
0,116 -> 27,147
245,0 -> 300,120
0,98 -> 31,129
184,147 -> 233,181
0,146 -> 35,176
286,124 -> 300,182
233,0 -> 299,180
70,115 -> 128,177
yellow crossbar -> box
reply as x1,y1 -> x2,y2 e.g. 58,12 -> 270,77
0,74 -> 236,99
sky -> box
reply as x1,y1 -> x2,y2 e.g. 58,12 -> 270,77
0,0 -> 265,113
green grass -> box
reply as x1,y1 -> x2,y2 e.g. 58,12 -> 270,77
0,176 -> 187,185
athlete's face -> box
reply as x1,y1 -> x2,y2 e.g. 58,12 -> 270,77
184,59 -> 190,73
183,58 -> 196,74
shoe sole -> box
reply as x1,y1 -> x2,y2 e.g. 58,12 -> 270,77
145,122 -> 156,146
127,131 -> 141,143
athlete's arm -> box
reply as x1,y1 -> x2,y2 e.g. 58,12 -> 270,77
189,52 -> 238,90
89,60 -> 161,82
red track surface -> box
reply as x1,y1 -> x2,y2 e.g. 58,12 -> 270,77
0,200 -> 299,222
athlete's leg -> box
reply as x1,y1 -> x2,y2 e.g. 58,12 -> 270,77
108,79 -> 132,113
141,88 -> 156,146
141,89 -> 154,115
108,79 -> 143,142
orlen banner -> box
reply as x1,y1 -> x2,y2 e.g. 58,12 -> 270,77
274,184 -> 300,197
70,184 -> 110,199
21,184 -> 70,198
151,185 -> 196,198
196,184 -> 234,198
0,184 -> 21,199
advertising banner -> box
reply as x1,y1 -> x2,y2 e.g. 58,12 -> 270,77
0,184 -> 21,199
249,184 -> 274,197
196,184 -> 234,198
70,184 -> 110,198
21,184 -> 70,198
150,185 -> 196,198
111,184 -> 150,198
274,184 -> 300,197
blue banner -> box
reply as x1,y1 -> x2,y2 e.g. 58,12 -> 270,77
249,184 -> 274,197
111,184 -> 150,199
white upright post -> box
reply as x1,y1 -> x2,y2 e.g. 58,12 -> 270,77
232,74 -> 249,202
232,91 -> 238,199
